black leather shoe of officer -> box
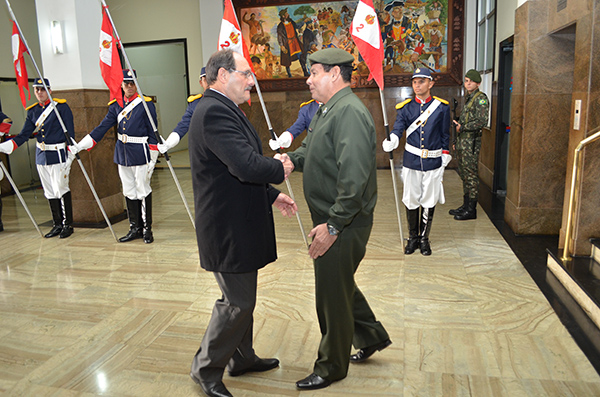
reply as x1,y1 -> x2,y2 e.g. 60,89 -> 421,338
118,228 -> 143,243
420,238 -> 432,256
296,373 -> 332,390
404,237 -> 420,255
190,373 -> 233,397
44,225 -> 63,238
350,339 -> 392,363
59,225 -> 74,239
143,228 -> 154,244
228,357 -> 279,377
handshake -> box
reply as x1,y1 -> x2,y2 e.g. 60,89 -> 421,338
274,153 -> 294,180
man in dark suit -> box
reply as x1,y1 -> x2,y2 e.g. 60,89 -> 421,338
188,49 -> 296,397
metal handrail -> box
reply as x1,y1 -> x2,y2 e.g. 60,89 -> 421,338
561,126 -> 600,262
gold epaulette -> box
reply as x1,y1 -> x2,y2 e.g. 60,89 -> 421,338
188,93 -> 203,102
26,102 -> 39,111
395,98 -> 412,109
300,99 -> 315,108
143,96 -> 153,102
433,96 -> 449,105
53,98 -> 67,104
108,99 -> 117,105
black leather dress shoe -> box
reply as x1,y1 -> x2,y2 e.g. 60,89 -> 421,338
44,225 -> 63,238
190,373 -> 232,397
118,228 -> 143,243
350,339 -> 392,363
143,228 -> 153,244
59,225 -> 73,239
228,357 -> 279,377
296,373 -> 332,390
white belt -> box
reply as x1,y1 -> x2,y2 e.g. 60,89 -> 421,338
118,133 -> 148,144
405,144 -> 442,158
36,141 -> 66,151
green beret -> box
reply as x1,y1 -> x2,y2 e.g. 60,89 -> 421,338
308,48 -> 354,67
465,69 -> 482,83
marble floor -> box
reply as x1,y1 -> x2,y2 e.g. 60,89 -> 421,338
1,151 -> 600,396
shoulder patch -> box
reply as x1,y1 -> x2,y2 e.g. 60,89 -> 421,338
433,96 -> 449,105
300,99 -> 315,108
395,98 -> 412,109
479,97 -> 488,105
143,96 -> 153,102
187,93 -> 203,103
108,99 -> 117,106
26,102 -> 39,111
53,98 -> 67,104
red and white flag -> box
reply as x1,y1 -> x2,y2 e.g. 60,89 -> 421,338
99,7 -> 123,107
350,0 -> 384,89
12,21 -> 30,108
218,0 -> 254,74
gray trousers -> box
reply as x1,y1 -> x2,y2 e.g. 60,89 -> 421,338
190,270 -> 259,382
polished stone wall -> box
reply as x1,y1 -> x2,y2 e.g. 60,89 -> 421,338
243,85 -> 462,170
53,89 -> 125,226
508,0 -> 600,255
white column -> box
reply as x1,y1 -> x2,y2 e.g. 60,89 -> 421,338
199,0 -> 223,66
517,0 -> 529,6
34,0 -> 105,90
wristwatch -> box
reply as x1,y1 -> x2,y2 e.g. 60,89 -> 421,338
327,223 -> 339,236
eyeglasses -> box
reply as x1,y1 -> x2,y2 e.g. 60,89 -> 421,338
228,69 -> 253,79
123,81 -> 136,86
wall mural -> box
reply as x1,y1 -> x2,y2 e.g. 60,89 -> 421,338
234,0 -> 463,90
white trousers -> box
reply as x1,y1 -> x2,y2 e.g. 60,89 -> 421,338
118,164 -> 154,200
401,166 -> 445,210
37,163 -> 71,199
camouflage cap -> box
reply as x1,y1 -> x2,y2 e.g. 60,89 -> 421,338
308,48 -> 354,67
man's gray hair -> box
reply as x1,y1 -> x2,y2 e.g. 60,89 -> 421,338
206,50 -> 237,86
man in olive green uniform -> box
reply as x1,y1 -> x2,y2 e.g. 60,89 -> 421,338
279,48 -> 391,391
450,69 -> 489,220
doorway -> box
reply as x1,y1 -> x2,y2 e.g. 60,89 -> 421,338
122,39 -> 190,151
493,37 -> 513,195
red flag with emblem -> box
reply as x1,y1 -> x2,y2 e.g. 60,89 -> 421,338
99,6 -> 124,107
218,0 -> 255,74
12,21 -> 30,108
350,0 -> 384,89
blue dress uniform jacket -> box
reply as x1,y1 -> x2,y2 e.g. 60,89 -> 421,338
12,99 -> 74,165
90,94 -> 158,166
287,99 -> 320,138
172,93 -> 202,139
391,96 -> 450,171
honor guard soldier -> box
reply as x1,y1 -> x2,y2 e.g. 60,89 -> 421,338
158,67 -> 208,154
0,109 -> 14,232
74,70 -> 159,243
449,69 -> 489,220
382,68 -> 451,255
0,78 -> 75,238
268,98 -> 321,150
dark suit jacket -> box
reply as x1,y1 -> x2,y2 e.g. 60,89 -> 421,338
188,89 -> 284,273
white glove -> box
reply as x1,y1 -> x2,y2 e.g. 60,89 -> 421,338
0,140 -> 15,155
61,151 -> 75,173
157,132 -> 180,154
269,131 -> 294,150
442,153 -> 452,167
382,134 -> 399,152
147,149 -> 159,181
74,134 -> 95,153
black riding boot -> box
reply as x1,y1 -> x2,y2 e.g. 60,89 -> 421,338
119,198 -> 143,242
405,207 -> 420,255
45,199 -> 63,238
419,207 -> 435,256
142,193 -> 153,244
454,198 -> 477,220
449,194 -> 468,216
59,192 -> 74,238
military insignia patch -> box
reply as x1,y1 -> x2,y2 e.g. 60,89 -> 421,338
479,98 -> 488,105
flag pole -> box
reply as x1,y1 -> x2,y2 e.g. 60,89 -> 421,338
5,0 -> 119,242
100,0 -> 195,229
0,160 -> 43,237
253,75 -> 309,249
379,89 -> 405,246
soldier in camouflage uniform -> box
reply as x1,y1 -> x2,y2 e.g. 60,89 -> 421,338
449,69 -> 489,220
